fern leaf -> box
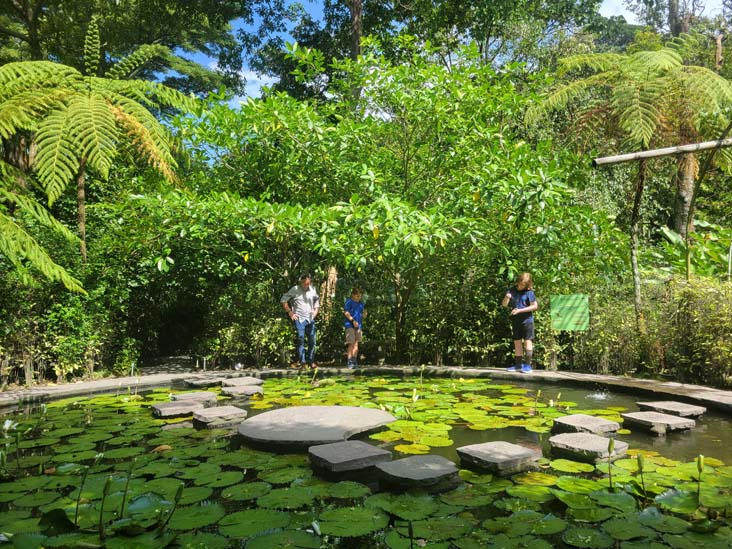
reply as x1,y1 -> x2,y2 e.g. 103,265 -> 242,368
629,48 -> 682,73
673,66 -> 732,109
558,53 -> 624,76
66,93 -> 120,179
35,105 -> 81,204
108,103 -> 177,182
526,73 -> 609,125
0,89 -> 73,138
0,188 -> 78,243
84,17 -> 101,77
612,82 -> 660,147
0,211 -> 84,292
0,61 -> 81,91
106,44 -> 170,80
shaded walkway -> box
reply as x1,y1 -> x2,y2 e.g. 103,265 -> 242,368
2,365 -> 731,414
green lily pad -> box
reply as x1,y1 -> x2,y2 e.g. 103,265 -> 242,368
221,481 -> 271,501
532,515 -> 568,535
257,466 -> 312,485
395,516 -> 474,541
550,490 -> 594,509
174,532 -> 230,549
602,517 -> 656,540
169,502 -> 226,530
493,497 -> 543,512
366,493 -> 439,520
506,485 -> 555,502
194,470 -> 244,488
256,487 -> 316,510
562,527 -> 614,548
318,507 -> 389,537
513,472 -> 559,486
179,486 -> 214,505
326,481 -> 370,499
394,443 -> 431,454
566,506 -> 616,522
555,476 -> 603,494
589,490 -> 638,513
550,459 -> 596,473
655,489 -> 698,515
219,509 -> 291,538
638,507 -> 690,534
14,490 -> 60,507
439,486 -> 495,507
245,530 -> 321,549
384,529 -> 450,548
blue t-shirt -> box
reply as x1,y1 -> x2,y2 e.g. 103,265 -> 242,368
507,288 -> 535,324
344,298 -> 365,329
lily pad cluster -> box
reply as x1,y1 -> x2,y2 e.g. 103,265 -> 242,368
0,379 -> 730,548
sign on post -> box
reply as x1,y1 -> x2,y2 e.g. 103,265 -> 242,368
550,294 -> 589,331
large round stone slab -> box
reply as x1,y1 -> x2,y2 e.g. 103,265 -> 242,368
238,406 -> 396,450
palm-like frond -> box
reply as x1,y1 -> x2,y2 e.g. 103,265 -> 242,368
67,94 -> 120,179
35,105 -> 81,203
673,66 -> 732,110
0,211 -> 84,292
0,188 -> 78,243
628,48 -> 682,73
106,44 -> 170,80
0,62 -> 81,95
84,17 -> 101,77
526,73 -> 610,125
612,81 -> 663,147
558,53 -> 624,75
0,89 -> 73,138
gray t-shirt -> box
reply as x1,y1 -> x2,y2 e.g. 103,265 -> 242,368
280,284 -> 320,321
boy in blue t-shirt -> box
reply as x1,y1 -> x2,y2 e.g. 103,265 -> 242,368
344,287 -> 367,369
501,272 -> 538,373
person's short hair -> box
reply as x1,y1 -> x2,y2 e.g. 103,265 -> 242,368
351,286 -> 363,296
298,272 -> 312,281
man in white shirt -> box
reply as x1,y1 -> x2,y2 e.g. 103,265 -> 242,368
280,273 -> 320,367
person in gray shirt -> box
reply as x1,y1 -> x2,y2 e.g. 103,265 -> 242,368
281,272 -> 320,367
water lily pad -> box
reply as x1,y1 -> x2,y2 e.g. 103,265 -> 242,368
513,472 -> 559,486
439,486 -> 495,507
506,485 -> 555,503
550,459 -> 596,473
532,515 -> 568,535
194,470 -> 243,488
179,486 -> 214,505
566,506 -> 616,522
318,507 -> 389,537
395,516 -> 474,541
384,529 -> 450,548
256,487 -> 316,510
562,527 -> 614,548
366,493 -> 439,520
555,476 -> 603,494
245,530 -> 321,549
493,497 -> 542,512
655,489 -> 698,515
219,509 -> 291,538
602,517 -> 656,540
221,482 -> 271,501
168,502 -> 226,530
550,490 -> 594,509
103,447 -> 146,460
14,490 -> 60,507
637,507 -> 690,534
394,443 -> 431,454
589,490 -> 638,513
257,466 -> 312,485
326,481 -> 370,499
175,532 -> 230,549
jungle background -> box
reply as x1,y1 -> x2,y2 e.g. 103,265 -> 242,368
1,0 -> 732,388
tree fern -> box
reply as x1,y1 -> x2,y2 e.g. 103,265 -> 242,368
84,17 -> 101,77
35,105 -> 82,204
67,93 -> 120,180
106,44 -> 170,80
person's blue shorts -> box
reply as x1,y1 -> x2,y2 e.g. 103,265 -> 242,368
512,319 -> 534,341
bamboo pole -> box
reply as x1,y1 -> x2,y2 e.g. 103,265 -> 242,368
593,138 -> 732,166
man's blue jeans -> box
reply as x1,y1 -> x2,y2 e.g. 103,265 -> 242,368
294,319 -> 316,364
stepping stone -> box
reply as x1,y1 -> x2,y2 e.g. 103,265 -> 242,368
552,414 -> 620,435
549,433 -> 628,463
238,406 -> 396,450
161,421 -> 193,430
621,411 -> 695,436
456,441 -> 542,475
221,385 -> 264,397
184,377 -> 226,388
376,455 -> 460,493
222,377 -> 264,387
170,391 -> 217,404
636,401 -> 706,418
193,405 -> 248,429
152,401 -> 205,419
309,441 -> 392,473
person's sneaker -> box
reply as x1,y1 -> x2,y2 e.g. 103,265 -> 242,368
506,366 -> 518,372
346,359 -> 355,369
520,364 -> 533,373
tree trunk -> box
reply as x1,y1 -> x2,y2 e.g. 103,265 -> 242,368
393,271 -> 416,364
631,161 -> 647,336
716,33 -> 724,72
76,158 -> 88,262
318,265 -> 338,324
668,0 -> 681,36
671,153 -> 697,238
347,0 -> 362,62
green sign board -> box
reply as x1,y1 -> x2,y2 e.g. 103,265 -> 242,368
550,294 -> 589,331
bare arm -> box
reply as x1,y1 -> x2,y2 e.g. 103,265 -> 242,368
511,299 -> 538,316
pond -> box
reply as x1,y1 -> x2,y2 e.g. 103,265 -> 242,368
0,375 -> 731,548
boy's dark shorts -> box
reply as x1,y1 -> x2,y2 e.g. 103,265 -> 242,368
511,320 -> 534,341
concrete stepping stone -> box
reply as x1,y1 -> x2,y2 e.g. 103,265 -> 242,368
184,377 -> 226,388
170,391 -> 218,404
222,377 -> 264,387
152,401 -> 205,419
552,414 -> 620,435
221,385 -> 264,397
456,441 -> 542,475
193,405 -> 248,429
621,411 -> 695,436
376,455 -> 460,493
162,421 -> 193,430
549,432 -> 628,463
636,401 -> 706,418
238,405 -> 396,450
309,441 -> 392,474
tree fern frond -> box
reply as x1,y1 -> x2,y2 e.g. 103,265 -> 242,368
525,73 -> 609,125
106,44 -> 170,80
100,78 -> 199,112
612,82 -> 660,147
628,48 -> 682,73
0,61 -> 81,89
0,89 -> 73,138
673,66 -> 732,109
67,94 -> 120,179
0,211 -> 84,292
558,53 -> 624,76
35,105 -> 81,204
0,188 -> 78,243
667,32 -> 705,58
84,17 -> 101,77
109,104 -> 177,182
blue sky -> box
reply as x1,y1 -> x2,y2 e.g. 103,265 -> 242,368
600,0 -> 725,22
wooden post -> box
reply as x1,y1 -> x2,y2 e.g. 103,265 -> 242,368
593,138 -> 732,166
